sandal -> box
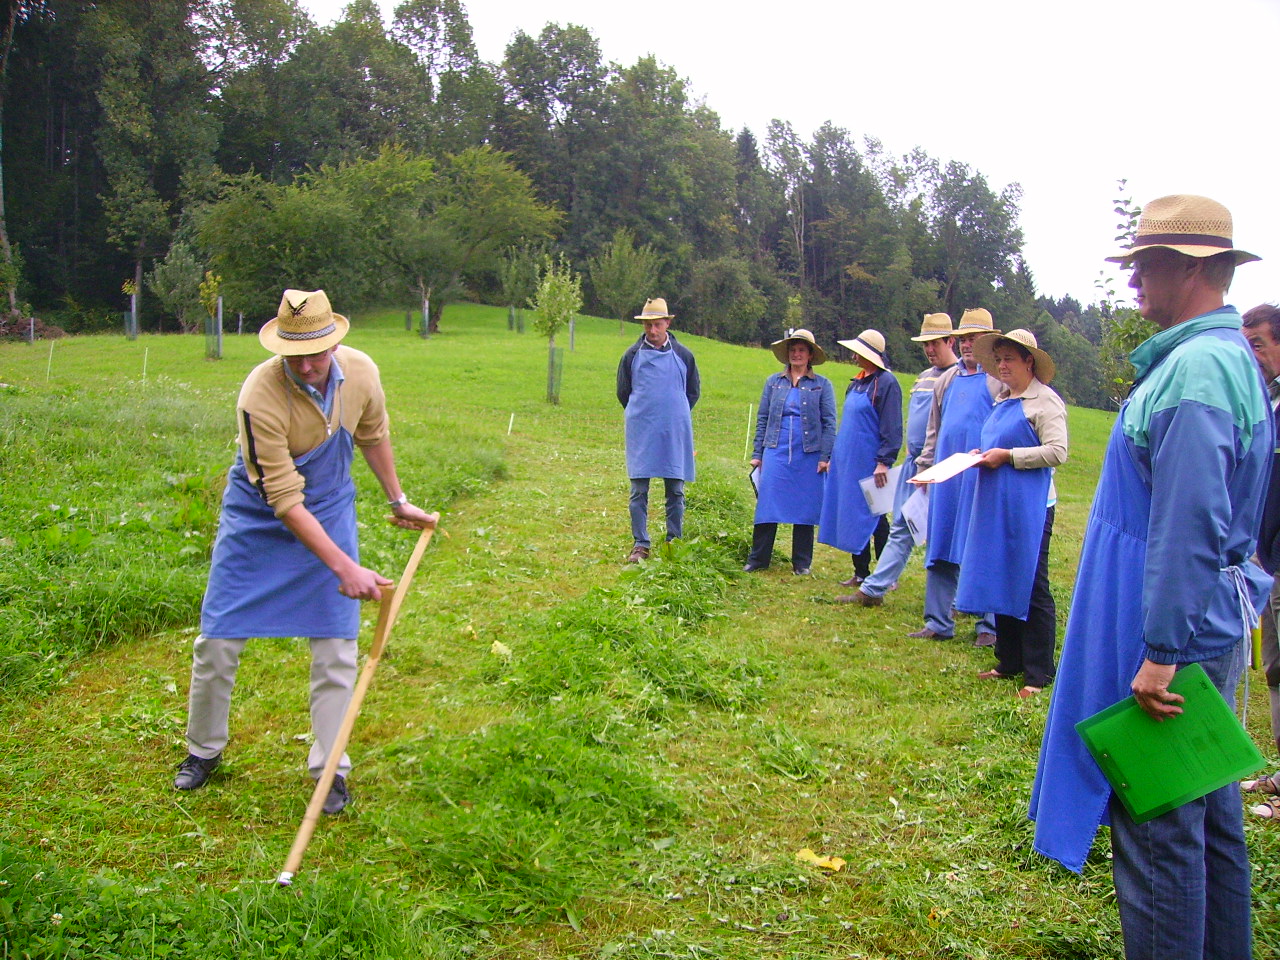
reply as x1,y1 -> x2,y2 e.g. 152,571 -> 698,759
977,669 -> 1012,680
1242,773 -> 1280,795
1249,797 -> 1280,820
1015,686 -> 1043,699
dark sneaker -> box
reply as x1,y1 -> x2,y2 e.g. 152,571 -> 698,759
174,753 -> 221,791
322,775 -> 351,815
974,632 -> 997,648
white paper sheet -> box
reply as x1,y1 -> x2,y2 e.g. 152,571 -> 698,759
902,486 -> 928,545
858,464 -> 901,515
909,451 -> 983,484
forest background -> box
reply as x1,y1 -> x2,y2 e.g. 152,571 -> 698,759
4,0 -> 1173,409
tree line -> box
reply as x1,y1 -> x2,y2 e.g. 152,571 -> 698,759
4,0 -> 1128,408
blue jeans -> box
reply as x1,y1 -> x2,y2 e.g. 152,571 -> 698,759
1108,642 -> 1251,960
923,560 -> 996,638
861,512 -> 915,597
630,478 -> 684,548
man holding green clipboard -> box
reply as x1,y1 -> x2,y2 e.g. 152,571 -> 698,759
1029,196 -> 1271,960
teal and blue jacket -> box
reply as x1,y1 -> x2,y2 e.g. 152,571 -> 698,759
1030,307 -> 1273,873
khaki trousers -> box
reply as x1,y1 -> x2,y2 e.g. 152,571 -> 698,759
185,635 -> 357,777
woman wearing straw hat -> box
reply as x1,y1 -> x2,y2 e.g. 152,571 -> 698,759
954,329 -> 1068,699
818,330 -> 902,576
745,330 -> 837,575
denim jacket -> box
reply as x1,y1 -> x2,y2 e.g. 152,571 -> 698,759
752,371 -> 837,461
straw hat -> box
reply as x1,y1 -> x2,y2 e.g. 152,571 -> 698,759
955,308 -> 1001,335
837,329 -> 889,370
259,289 -> 349,356
770,328 -> 827,365
911,312 -> 954,342
971,329 -> 1056,385
635,298 -> 675,320
1104,194 -> 1260,266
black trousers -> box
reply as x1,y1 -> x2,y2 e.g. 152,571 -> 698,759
994,505 -> 1056,688
748,523 -> 814,571
852,514 -> 890,578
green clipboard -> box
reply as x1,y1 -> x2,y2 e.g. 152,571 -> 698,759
1075,662 -> 1264,824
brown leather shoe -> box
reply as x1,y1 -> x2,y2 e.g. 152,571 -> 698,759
838,575 -> 864,587
973,631 -> 997,647
836,589 -> 882,606
626,545 -> 650,563
907,628 -> 950,640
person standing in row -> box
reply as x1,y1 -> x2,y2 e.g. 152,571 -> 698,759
177,289 -> 437,815
819,330 -> 902,582
956,330 -> 1068,699
745,329 -> 837,575
1242,301 -> 1280,820
1030,195 -> 1269,959
843,313 -> 958,606
617,298 -> 700,563
911,308 -> 1001,644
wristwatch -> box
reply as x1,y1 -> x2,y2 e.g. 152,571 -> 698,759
388,494 -> 410,509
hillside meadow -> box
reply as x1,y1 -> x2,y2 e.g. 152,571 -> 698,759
0,305 -> 1276,959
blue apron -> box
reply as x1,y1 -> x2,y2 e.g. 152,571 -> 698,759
954,399 -> 1051,619
201,423 -> 360,640
893,371 -> 937,514
818,381 -> 881,554
925,370 -> 994,567
625,347 -> 695,481
755,387 -> 824,526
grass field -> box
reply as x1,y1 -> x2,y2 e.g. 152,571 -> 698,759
1,305 -> 1277,958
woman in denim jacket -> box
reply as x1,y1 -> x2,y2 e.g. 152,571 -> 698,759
745,329 -> 837,575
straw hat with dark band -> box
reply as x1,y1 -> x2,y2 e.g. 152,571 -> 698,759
971,329 -> 1056,385
635,298 -> 675,320
837,329 -> 889,370
1104,194 -> 1260,266
911,312 -> 953,342
770,328 -> 827,365
259,289 -> 350,355
955,307 -> 1001,335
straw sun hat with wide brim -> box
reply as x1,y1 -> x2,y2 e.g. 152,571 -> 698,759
771,328 -> 827,365
259,289 -> 350,355
634,298 -> 675,320
1104,194 -> 1260,266
836,329 -> 889,370
971,329 -> 1055,385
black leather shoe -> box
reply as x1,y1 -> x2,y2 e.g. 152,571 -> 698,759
174,753 -> 221,791
322,775 -> 351,815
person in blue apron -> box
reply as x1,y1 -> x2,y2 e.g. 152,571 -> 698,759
954,330 -> 1068,699
844,313 -> 958,606
617,298 -> 700,563
175,290 -> 437,815
1241,302 -> 1280,821
910,308 -> 1001,644
1028,196 -> 1269,960
745,329 -> 836,575
819,330 -> 901,582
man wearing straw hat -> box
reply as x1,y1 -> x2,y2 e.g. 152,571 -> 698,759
842,313 -> 958,606
617,298 -> 700,562
1030,196 -> 1270,958
175,289 -> 437,814
910,308 -> 1001,644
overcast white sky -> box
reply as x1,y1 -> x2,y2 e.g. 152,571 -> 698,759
303,0 -> 1279,313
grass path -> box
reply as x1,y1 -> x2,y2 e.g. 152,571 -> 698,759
2,306 -> 1278,958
